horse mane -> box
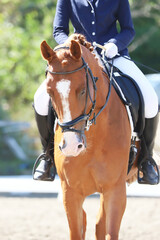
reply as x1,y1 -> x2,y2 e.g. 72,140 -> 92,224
66,34 -> 104,71
67,33 -> 94,53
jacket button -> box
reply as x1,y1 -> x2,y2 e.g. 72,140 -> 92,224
92,21 -> 95,24
92,32 -> 95,36
91,10 -> 94,13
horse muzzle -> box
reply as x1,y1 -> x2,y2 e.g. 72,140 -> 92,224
59,132 -> 86,157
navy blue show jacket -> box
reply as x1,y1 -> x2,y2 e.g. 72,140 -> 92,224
53,0 -> 135,56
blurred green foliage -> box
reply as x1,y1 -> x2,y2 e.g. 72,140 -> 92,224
0,0 -> 57,117
0,0 -> 160,116
130,0 -> 160,73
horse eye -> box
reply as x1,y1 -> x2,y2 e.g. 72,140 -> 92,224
80,88 -> 86,96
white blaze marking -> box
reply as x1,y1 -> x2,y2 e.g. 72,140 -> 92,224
56,80 -> 71,122
56,79 -> 85,157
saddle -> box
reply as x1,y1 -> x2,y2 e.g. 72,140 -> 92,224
111,67 -> 146,174
112,67 -> 145,137
99,53 -> 146,173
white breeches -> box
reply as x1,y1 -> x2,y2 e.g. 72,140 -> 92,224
34,56 -> 159,118
34,79 -> 50,116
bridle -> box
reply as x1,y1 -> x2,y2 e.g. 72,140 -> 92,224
45,46 -> 113,134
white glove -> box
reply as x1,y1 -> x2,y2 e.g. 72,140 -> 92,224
103,42 -> 118,58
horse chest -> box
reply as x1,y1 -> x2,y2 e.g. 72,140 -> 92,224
60,160 -> 98,195
60,158 -> 110,195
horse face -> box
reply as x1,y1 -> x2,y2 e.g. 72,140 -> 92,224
40,40 -> 93,157
55,77 -> 87,157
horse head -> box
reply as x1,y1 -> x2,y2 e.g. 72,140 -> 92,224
40,35 -> 104,157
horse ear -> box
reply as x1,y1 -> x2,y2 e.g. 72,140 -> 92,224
70,40 -> 81,60
40,41 -> 56,62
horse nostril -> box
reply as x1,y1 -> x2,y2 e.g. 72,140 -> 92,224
78,143 -> 83,149
59,139 -> 66,152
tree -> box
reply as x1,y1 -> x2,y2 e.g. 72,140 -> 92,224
129,0 -> 160,73
0,0 -> 57,116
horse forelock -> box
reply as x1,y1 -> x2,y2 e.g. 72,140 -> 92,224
48,48 -> 75,74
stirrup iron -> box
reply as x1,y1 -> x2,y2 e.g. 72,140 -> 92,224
32,153 -> 55,181
138,158 -> 159,185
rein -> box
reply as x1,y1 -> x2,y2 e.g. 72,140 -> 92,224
46,46 -> 113,134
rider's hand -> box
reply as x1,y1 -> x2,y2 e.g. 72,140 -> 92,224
103,42 -> 118,59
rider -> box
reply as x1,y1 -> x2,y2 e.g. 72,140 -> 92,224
33,0 -> 159,184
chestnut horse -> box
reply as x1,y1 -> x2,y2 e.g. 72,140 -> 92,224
40,34 -> 140,240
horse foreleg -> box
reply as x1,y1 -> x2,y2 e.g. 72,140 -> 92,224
95,194 -> 106,240
105,180 -> 127,240
82,208 -> 87,239
62,182 -> 86,240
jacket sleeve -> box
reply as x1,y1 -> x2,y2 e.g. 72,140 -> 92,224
108,0 -> 135,52
53,0 -> 70,44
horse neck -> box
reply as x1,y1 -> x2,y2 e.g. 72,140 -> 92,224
94,66 -> 110,110
82,50 -> 109,108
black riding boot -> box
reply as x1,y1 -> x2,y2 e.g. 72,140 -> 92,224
33,110 -> 56,181
138,114 -> 159,185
